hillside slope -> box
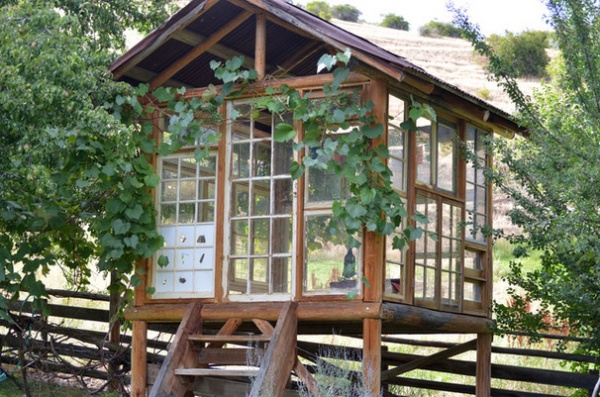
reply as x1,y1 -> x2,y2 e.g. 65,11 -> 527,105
334,19 -> 541,113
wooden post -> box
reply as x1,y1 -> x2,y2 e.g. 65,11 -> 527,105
130,320 -> 148,397
108,270 -> 123,392
255,14 -> 267,80
363,318 -> 382,397
363,78 -> 388,303
476,332 -> 492,397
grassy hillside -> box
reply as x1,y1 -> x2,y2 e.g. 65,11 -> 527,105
334,19 -> 541,113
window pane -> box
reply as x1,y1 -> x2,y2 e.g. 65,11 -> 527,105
389,95 -> 406,192
227,101 -> 294,297
437,122 -> 457,193
414,194 -> 437,301
464,281 -> 482,302
416,119 -> 432,185
304,214 -> 360,294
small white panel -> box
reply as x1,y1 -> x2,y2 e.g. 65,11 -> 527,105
195,224 -> 215,246
159,226 -> 177,247
194,248 -> 214,270
177,249 -> 194,270
174,271 -> 194,292
156,249 -> 175,270
177,225 -> 195,247
194,270 -> 214,294
154,272 -> 174,293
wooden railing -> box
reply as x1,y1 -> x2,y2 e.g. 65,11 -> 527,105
1,290 -> 598,396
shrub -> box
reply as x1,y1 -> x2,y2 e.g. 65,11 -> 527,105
380,13 -> 410,31
419,20 -> 463,38
486,30 -> 551,78
305,1 -> 332,21
331,4 -> 361,22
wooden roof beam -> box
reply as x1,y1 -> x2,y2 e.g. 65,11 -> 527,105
124,66 -> 189,87
255,14 -> 267,80
149,10 -> 253,90
112,0 -> 221,79
172,30 -> 256,71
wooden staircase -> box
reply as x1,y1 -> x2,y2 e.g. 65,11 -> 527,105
148,301 -> 318,397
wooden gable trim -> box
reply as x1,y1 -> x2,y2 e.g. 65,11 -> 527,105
149,10 -> 253,90
112,0 -> 221,79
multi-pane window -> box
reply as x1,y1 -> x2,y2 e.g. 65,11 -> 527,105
414,192 -> 463,311
466,125 -> 488,242
303,123 -> 360,295
386,94 -> 407,298
416,119 -> 458,194
227,101 -> 294,297
153,152 -> 218,298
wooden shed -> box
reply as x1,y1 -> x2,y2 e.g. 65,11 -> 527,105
110,0 -> 520,395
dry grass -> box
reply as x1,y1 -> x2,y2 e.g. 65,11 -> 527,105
333,19 -> 542,113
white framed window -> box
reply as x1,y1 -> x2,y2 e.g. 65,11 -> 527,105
152,152 -> 218,299
224,100 -> 295,300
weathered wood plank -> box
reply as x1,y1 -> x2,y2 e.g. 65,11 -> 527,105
381,339 -> 476,381
249,301 -> 298,397
476,333 -> 492,397
124,301 -> 382,322
189,334 -> 271,343
198,348 -> 263,365
175,368 -> 260,377
148,303 -> 203,397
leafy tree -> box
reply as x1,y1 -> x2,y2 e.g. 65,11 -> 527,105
454,1 -> 600,361
305,1 -> 332,20
0,0 -> 178,310
419,20 -> 463,38
381,13 -> 410,31
332,4 -> 362,22
486,30 -> 551,78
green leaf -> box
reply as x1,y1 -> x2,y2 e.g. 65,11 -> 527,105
153,87 -> 174,103
144,173 -> 160,188
317,53 -> 337,73
361,276 -> 371,289
112,219 -> 131,235
290,161 -> 305,180
125,204 -> 144,221
157,255 -> 170,268
124,235 -> 139,248
361,123 -> 383,139
274,123 -> 297,142
345,201 -> 367,218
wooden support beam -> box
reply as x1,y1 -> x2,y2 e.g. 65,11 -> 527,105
476,333 -> 492,397
363,78 -> 387,303
381,339 -> 477,381
255,14 -> 267,80
172,30 -> 256,70
363,318 -> 382,397
125,301 -> 382,323
248,301 -> 298,397
381,303 -> 495,333
130,321 -> 148,397
206,318 -> 243,349
149,11 -> 253,90
148,303 -> 203,397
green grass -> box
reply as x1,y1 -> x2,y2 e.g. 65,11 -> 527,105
493,238 -> 543,278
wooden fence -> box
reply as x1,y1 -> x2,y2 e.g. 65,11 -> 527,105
0,290 -> 597,396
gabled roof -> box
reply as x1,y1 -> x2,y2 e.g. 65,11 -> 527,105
110,0 -> 520,134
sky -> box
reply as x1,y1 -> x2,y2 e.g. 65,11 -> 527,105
295,0 -> 550,35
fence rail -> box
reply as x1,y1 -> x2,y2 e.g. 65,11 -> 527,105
0,290 -> 598,396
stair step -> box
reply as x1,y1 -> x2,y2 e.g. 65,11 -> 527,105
189,334 -> 271,343
198,348 -> 264,365
175,368 -> 261,377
